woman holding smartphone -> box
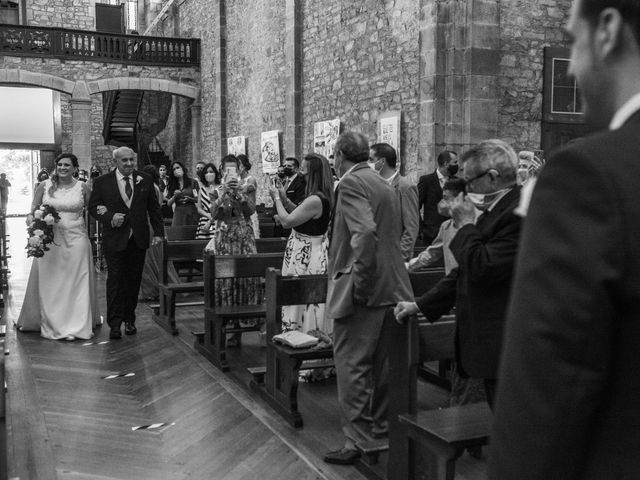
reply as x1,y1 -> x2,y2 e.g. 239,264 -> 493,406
167,161 -> 199,227
209,155 -> 259,347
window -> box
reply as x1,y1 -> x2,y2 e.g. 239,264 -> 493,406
551,58 -> 582,115
126,0 -> 138,32
0,0 -> 20,25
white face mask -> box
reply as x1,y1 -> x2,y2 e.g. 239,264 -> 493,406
466,187 -> 511,211
205,172 -> 216,184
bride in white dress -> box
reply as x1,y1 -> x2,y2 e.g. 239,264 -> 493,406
17,153 -> 99,340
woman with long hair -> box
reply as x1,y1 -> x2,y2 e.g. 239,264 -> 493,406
166,161 -> 199,227
195,163 -> 221,239
269,153 -> 334,335
17,153 -> 100,340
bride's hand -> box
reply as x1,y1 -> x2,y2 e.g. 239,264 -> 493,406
26,213 -> 34,225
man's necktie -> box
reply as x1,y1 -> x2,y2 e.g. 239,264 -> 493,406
124,176 -> 132,199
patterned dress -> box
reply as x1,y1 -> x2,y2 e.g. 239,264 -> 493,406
210,189 -> 261,329
281,194 -> 331,334
196,186 -> 217,239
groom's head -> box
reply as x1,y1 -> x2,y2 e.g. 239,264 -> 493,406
113,147 -> 136,177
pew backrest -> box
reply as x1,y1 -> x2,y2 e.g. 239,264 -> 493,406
165,225 -> 198,241
409,267 -> 446,298
255,237 -> 288,253
160,238 -> 209,283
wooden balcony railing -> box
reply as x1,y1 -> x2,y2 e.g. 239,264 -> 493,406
0,23 -> 200,67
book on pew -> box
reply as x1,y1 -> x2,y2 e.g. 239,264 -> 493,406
272,331 -> 319,349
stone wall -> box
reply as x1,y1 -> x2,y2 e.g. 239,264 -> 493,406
498,0 -> 572,151
301,0 -> 421,179
26,0 -> 97,30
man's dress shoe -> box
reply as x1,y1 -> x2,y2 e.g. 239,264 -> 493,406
124,323 -> 137,335
323,447 -> 361,465
109,328 -> 122,340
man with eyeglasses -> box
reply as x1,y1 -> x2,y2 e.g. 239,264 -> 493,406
395,139 -> 522,407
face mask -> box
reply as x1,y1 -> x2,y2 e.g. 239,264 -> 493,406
437,200 -> 451,217
369,160 -> 383,173
174,168 -> 183,177
283,167 -> 294,177
466,187 -> 511,211
277,171 -> 285,179
448,164 -> 459,176
205,173 -> 216,184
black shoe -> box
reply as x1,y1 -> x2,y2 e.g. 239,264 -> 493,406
323,447 -> 361,465
109,328 -> 122,340
124,323 -> 137,335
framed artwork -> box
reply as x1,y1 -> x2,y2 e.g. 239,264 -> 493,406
260,130 -> 280,174
313,118 -> 341,165
378,110 -> 401,169
227,136 -> 246,156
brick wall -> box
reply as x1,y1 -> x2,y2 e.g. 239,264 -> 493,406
26,0 -> 96,30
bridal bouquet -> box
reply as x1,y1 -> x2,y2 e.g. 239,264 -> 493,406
26,204 -> 60,258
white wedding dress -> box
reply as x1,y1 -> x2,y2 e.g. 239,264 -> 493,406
17,179 -> 99,340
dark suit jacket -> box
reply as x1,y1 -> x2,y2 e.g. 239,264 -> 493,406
89,170 -> 164,252
416,186 -> 521,379
418,171 -> 447,241
285,174 -> 306,206
327,163 -> 412,319
489,113 -> 640,480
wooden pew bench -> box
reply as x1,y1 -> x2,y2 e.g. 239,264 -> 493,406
249,268 -> 330,428
194,252 -> 285,372
156,238 -> 209,335
155,237 -> 288,335
386,314 -> 492,480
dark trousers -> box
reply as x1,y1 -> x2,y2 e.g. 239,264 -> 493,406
484,378 -> 498,410
104,236 -> 147,330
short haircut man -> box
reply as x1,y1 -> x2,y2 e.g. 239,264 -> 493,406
489,1 -> 640,479
370,143 -> 397,169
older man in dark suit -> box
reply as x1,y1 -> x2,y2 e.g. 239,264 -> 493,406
490,2 -> 640,479
89,147 -> 164,339
324,132 -> 412,465
395,139 -> 522,406
417,150 -> 458,245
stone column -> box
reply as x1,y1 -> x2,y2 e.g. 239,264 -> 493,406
70,81 -> 93,171
191,99 -> 202,165
214,0 -> 227,159
284,0 -> 302,159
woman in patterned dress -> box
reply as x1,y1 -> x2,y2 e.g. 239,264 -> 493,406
268,153 -> 334,334
196,163 -> 221,239
209,155 -> 259,346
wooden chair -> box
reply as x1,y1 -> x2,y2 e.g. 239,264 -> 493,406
194,252 -> 284,371
387,314 -> 492,480
249,268 -> 330,428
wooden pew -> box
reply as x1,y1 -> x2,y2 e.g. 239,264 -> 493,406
156,238 -> 209,335
249,268 -> 330,428
155,237 -> 288,335
194,252 -> 285,372
387,314 -> 491,480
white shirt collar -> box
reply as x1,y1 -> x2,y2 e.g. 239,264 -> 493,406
436,168 -> 447,183
115,168 -> 132,181
609,92 -> 640,130
385,171 -> 399,184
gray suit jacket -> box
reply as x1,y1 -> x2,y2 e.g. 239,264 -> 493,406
327,163 -> 412,319
390,173 -> 419,261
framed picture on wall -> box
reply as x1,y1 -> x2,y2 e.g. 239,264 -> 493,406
227,136 -> 246,156
260,130 -> 280,174
378,110 -> 401,170
313,118 -> 341,165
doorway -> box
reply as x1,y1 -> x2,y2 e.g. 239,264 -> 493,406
0,149 -> 41,216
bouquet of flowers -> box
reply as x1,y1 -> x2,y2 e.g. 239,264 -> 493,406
26,204 -> 60,258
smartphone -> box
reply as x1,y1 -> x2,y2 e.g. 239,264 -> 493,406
225,165 -> 237,180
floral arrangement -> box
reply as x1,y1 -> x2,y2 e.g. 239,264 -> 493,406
26,204 -> 60,258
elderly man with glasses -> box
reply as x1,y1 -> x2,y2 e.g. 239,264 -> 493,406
395,139 -> 522,407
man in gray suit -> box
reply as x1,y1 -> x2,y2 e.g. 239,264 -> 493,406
324,132 -> 413,465
490,1 -> 640,479
369,143 -> 419,261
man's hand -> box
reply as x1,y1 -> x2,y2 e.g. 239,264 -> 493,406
151,236 -> 163,246
111,213 -> 126,228
450,192 -> 476,227
394,301 -> 419,323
